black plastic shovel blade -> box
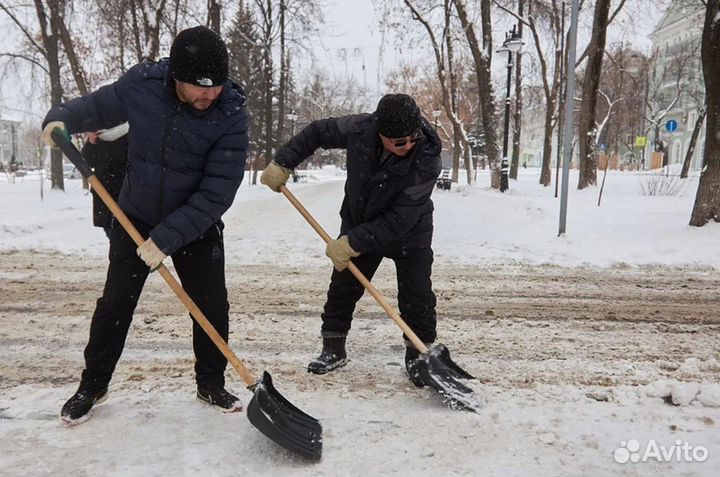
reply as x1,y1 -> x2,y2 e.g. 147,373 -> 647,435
416,344 -> 482,412
435,342 -> 475,380
246,371 -> 322,460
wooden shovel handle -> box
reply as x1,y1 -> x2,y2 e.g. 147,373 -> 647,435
88,175 -> 256,386
279,185 -> 429,353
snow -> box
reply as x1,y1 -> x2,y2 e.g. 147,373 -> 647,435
1,168 -> 719,476
3,167 -> 720,268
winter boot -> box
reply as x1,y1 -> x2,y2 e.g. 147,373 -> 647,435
307,337 -> 347,374
197,386 -> 243,413
60,384 -> 109,425
405,346 -> 426,388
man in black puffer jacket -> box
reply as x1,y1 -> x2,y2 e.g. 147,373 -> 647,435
41,26 -> 248,424
261,94 -> 441,386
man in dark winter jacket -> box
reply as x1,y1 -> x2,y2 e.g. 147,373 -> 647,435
260,93 -> 442,386
82,122 -> 129,238
40,26 -> 248,424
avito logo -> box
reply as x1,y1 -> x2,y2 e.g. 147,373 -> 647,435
614,439 -> 709,464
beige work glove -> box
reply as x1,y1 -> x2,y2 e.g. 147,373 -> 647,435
41,121 -> 69,149
325,235 -> 360,271
260,161 -> 292,192
137,238 -> 167,271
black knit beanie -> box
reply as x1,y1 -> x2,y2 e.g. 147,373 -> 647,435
170,26 -> 228,87
376,93 -> 422,138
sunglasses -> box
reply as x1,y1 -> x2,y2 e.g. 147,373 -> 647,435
386,131 -> 423,148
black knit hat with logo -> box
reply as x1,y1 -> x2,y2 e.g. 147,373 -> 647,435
170,26 -> 228,87
376,93 -> 422,138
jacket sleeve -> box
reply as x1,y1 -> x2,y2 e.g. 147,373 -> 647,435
42,70 -> 134,134
149,111 -> 249,255
274,114 -> 367,169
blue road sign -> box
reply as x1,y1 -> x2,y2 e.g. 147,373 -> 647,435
666,119 -> 678,132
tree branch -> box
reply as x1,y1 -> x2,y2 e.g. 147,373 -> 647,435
0,52 -> 49,73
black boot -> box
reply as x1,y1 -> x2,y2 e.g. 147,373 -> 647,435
405,347 -> 426,388
197,386 -> 243,413
307,337 -> 347,374
60,383 -> 109,425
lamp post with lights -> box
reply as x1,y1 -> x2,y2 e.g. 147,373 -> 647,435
497,25 -> 523,192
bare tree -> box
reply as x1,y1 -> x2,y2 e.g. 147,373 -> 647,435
680,102 -> 706,177
0,0 -> 68,189
128,0 -> 170,61
576,0 -> 613,189
402,0 -> 475,183
680,32 -> 706,178
689,0 -> 720,226
643,46 -> 696,168
453,0 -> 499,177
496,0 -> 564,187
597,45 -> 646,170
207,0 -> 221,32
227,1 -> 265,183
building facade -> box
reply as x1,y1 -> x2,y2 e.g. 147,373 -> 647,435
647,0 -> 706,171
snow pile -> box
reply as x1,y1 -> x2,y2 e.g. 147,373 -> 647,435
645,379 -> 720,407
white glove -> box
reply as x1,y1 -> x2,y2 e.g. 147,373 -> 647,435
137,238 -> 167,271
41,121 -> 68,148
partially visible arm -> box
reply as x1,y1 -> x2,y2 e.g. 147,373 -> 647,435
81,141 -> 97,169
274,114 -> 367,169
42,71 -> 132,134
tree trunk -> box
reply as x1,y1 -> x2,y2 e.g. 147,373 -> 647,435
277,0 -> 287,148
262,0 -> 274,169
577,0 -> 612,189
35,0 -> 65,190
445,0 -> 461,183
539,102 -> 554,186
207,0 -> 221,33
404,0 -> 470,184
453,0 -> 500,169
520,0 -> 561,187
129,0 -> 143,62
690,0 -> 720,226
55,12 -> 88,95
510,0 -> 524,180
680,105 -> 706,178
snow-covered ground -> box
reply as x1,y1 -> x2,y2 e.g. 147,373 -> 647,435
1,168 -> 719,476
3,167 -> 720,268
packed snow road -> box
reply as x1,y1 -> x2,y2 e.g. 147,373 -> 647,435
1,250 -> 719,393
1,250 -> 719,476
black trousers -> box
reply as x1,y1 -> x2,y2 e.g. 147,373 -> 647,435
81,222 -> 229,390
320,247 -> 437,344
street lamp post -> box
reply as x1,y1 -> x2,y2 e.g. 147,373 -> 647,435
497,25 -> 523,193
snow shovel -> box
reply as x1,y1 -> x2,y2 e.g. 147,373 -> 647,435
279,185 -> 479,412
52,128 -> 322,460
